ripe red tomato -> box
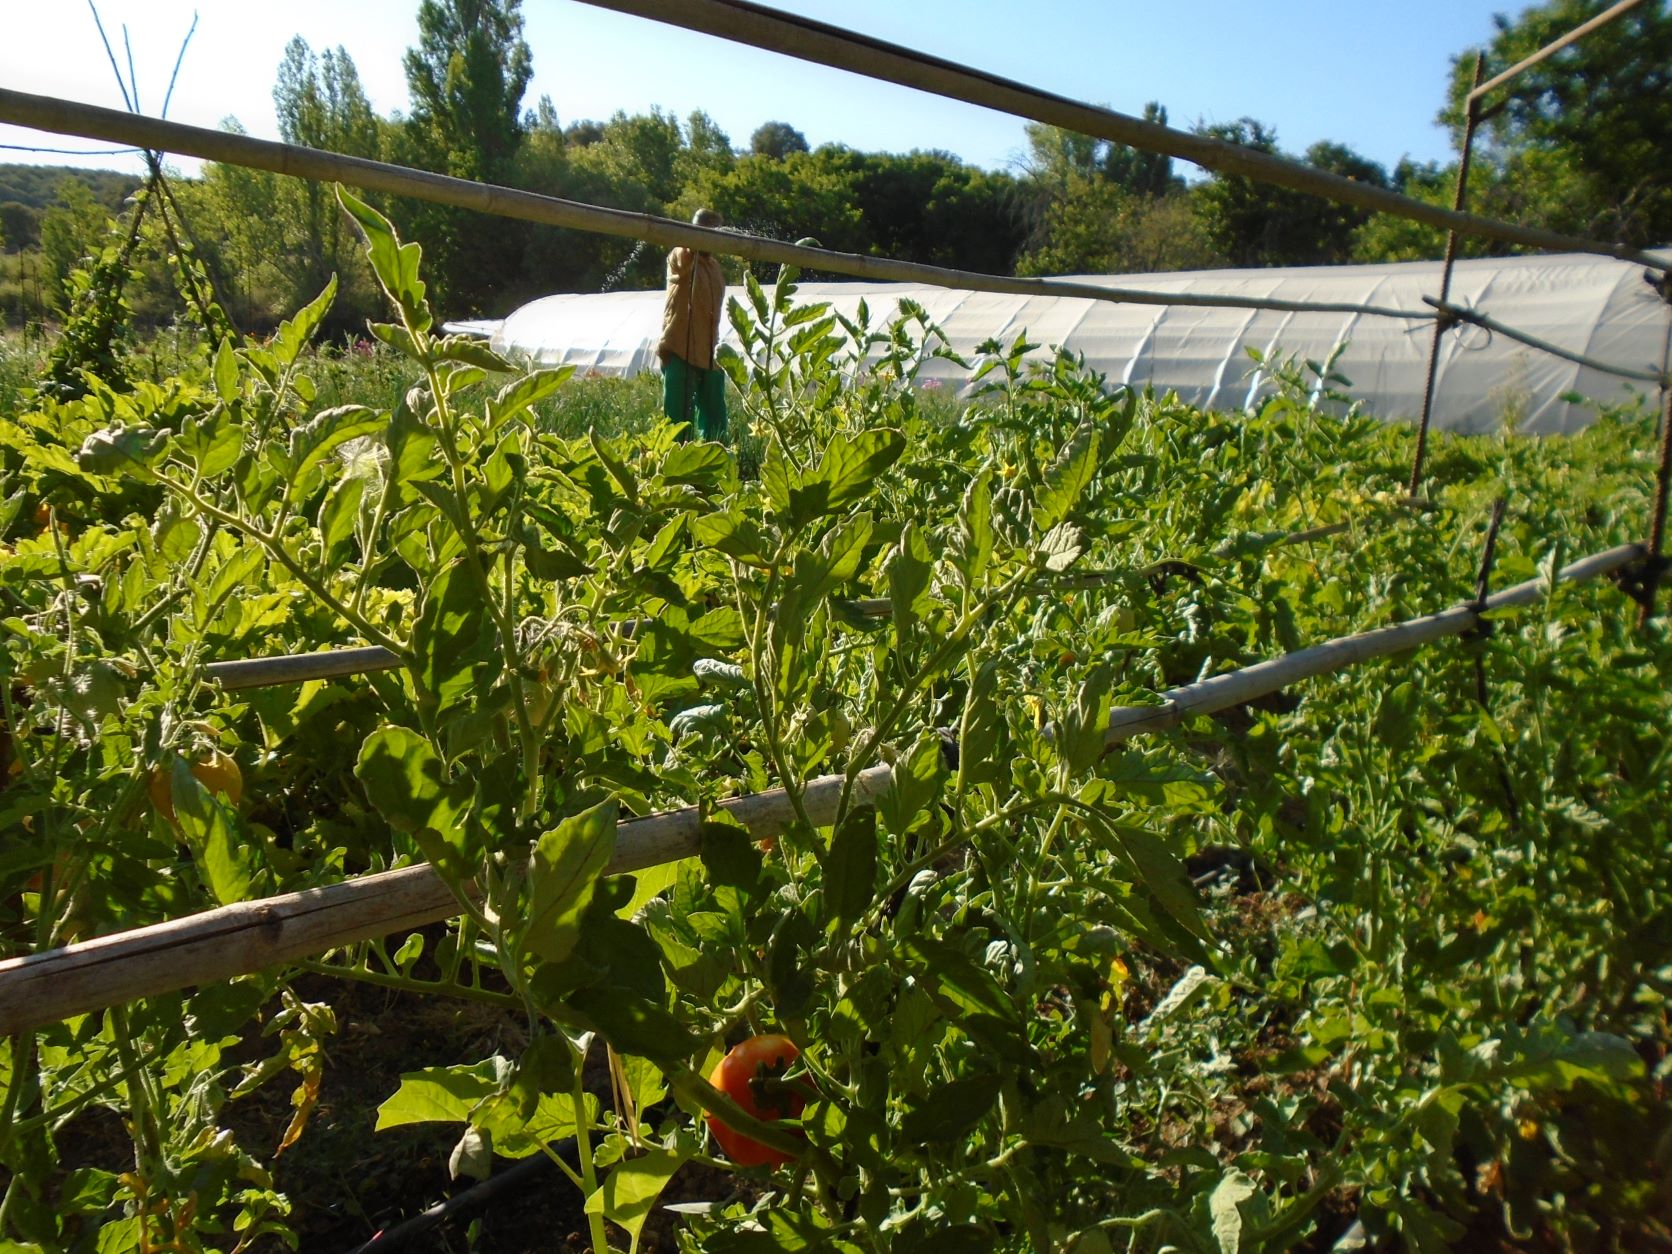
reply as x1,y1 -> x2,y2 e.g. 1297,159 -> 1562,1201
705,1034 -> 806,1168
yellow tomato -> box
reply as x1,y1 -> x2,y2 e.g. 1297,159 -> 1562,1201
149,749 -> 243,823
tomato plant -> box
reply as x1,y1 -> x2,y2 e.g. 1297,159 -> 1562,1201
0,192 -> 1666,1253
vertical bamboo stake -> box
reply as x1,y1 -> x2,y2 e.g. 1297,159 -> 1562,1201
1409,53 -> 1487,499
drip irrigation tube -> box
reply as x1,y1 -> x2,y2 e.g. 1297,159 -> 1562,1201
342,1150 -> 565,1254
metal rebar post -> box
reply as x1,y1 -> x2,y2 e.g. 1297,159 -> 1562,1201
1641,383 -> 1672,627
1409,53 -> 1486,498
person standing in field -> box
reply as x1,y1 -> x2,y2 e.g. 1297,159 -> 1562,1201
659,208 -> 728,441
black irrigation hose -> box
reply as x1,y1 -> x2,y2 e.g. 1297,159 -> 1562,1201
343,1145 -> 571,1254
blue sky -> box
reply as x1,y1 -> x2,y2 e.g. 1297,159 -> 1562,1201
2,1 -> 1520,179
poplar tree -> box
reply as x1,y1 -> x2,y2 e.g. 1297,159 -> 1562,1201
400,0 -> 534,312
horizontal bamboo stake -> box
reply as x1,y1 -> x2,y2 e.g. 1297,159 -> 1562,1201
206,645 -> 401,690
205,601 -> 892,691
1103,542 -> 1645,742
1424,297 -> 1670,387
573,0 -> 1667,272
0,766 -> 892,1036
0,87 -> 1433,322
203,529 -> 1351,691
0,541 -> 1643,1035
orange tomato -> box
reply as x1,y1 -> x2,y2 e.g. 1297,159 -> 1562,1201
705,1034 -> 807,1168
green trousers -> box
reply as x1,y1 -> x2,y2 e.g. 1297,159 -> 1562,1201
661,355 -> 728,441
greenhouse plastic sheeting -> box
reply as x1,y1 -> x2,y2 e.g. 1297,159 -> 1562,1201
469,252 -> 1672,434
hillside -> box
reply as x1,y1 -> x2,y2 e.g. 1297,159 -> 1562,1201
0,162 -> 140,211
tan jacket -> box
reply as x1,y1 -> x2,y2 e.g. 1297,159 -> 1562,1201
658,248 -> 726,370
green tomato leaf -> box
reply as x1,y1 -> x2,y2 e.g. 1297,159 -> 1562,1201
272,274 -> 339,367
953,470 -> 994,587
886,521 -> 935,648
899,1073 -> 1000,1144
583,1148 -> 689,1244
1035,424 -> 1100,532
413,558 -> 503,722
489,367 -> 573,430
1039,521 -> 1084,572
432,335 -> 516,372
522,800 -> 617,966
823,806 -> 878,926
286,405 -> 384,499
318,474 -> 365,567
662,440 -> 732,490
211,337 -> 239,403
879,731 -> 947,838
563,983 -> 698,1064
374,1060 -> 501,1130
354,726 -> 473,880
171,758 -> 253,906
1209,1169 -> 1258,1254
818,429 -> 906,512
337,187 -> 432,333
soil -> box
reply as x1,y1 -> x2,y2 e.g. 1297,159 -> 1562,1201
221,978 -> 748,1253
28,971 -> 747,1254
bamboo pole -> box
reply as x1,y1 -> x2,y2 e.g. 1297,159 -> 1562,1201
571,0 -> 1668,272
1423,297 -> 1670,387
1102,543 -> 1644,742
200,526 -> 1353,691
206,645 -> 401,690
0,765 -> 895,1036
0,87 -> 1434,323
0,541 -> 1643,1036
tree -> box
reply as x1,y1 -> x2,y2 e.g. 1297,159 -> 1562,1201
681,151 -> 865,280
270,38 -> 383,319
1191,120 -> 1387,267
814,147 -> 1026,274
1017,105 -> 1193,273
1100,102 -> 1178,198
1018,178 -> 1221,276
404,0 -> 533,182
38,179 -> 113,311
750,121 -> 809,160
400,0 -> 534,312
1441,0 -> 1672,246
1021,121 -> 1103,190
679,110 -> 735,184
0,202 -> 38,253
564,119 -> 605,147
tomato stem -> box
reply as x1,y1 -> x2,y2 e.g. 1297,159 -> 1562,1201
572,1036 -> 613,1253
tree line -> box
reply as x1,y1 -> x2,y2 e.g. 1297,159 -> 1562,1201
2,0 -> 1666,337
